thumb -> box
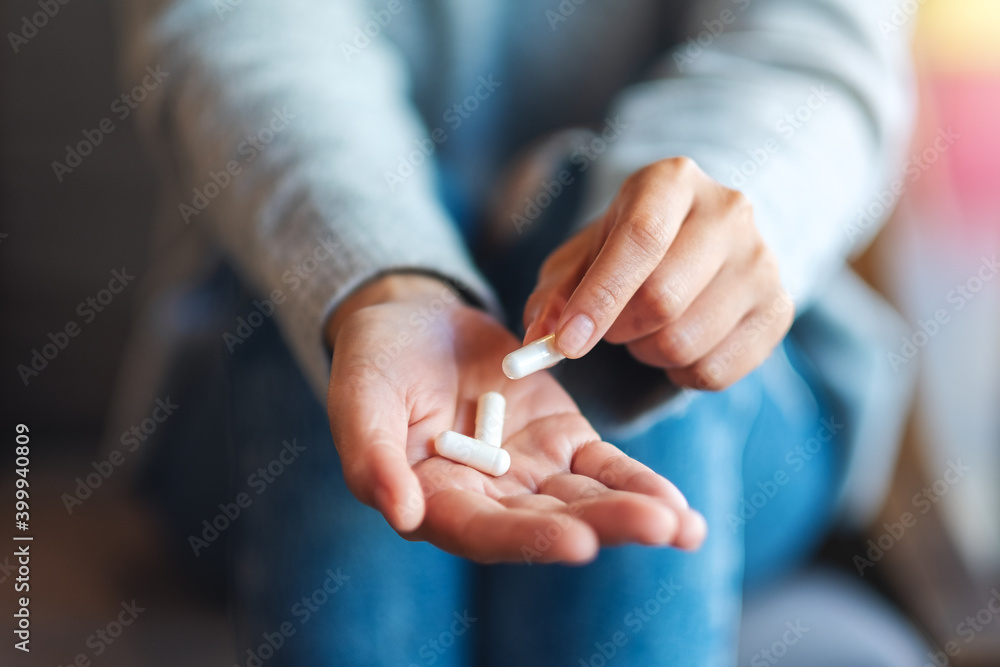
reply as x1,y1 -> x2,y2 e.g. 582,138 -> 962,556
522,224 -> 598,343
328,371 -> 425,532
523,284 -> 570,344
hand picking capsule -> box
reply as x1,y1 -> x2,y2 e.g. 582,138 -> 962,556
502,334 -> 565,380
435,431 -> 511,476
475,391 -> 506,447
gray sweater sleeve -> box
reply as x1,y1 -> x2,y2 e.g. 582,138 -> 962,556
579,0 -> 915,309
116,0 -> 498,399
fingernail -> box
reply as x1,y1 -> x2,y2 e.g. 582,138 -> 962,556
556,313 -> 595,357
526,302 -> 541,325
523,318 -> 537,340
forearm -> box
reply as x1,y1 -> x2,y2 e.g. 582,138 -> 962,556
115,0 -> 499,398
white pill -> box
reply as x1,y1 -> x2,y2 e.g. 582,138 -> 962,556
502,334 -> 565,380
435,431 -> 511,476
475,391 -> 506,447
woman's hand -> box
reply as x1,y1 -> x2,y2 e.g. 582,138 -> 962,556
326,274 -> 705,564
524,157 -> 793,390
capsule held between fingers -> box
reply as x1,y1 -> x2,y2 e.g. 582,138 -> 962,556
502,334 -> 565,380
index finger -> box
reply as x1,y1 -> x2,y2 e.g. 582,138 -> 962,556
553,159 -> 697,358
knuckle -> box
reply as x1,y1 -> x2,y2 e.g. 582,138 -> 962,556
723,188 -> 754,219
690,360 -> 730,391
627,156 -> 700,189
589,274 -> 629,315
635,278 -> 686,324
753,243 -> 778,270
670,155 -> 699,178
655,325 -> 699,367
621,212 -> 672,257
745,242 -> 778,284
640,156 -> 699,183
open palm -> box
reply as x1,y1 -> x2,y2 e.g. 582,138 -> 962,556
328,288 -> 705,564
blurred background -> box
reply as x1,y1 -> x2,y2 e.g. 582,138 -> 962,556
0,0 -> 998,664
0,1 -> 232,664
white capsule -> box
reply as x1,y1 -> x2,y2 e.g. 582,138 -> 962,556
475,391 -> 506,447
435,431 -> 511,476
502,334 -> 566,380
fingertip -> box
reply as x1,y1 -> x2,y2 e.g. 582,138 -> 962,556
674,509 -> 708,551
557,523 -> 601,565
375,479 -> 424,533
640,506 -> 679,546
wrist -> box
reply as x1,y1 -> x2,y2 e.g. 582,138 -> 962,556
325,273 -> 459,348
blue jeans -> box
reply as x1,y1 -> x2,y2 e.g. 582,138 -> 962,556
224,311 -> 842,666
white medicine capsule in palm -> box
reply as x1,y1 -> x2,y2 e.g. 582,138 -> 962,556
475,391 -> 506,447
502,334 -> 565,380
435,431 -> 511,476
